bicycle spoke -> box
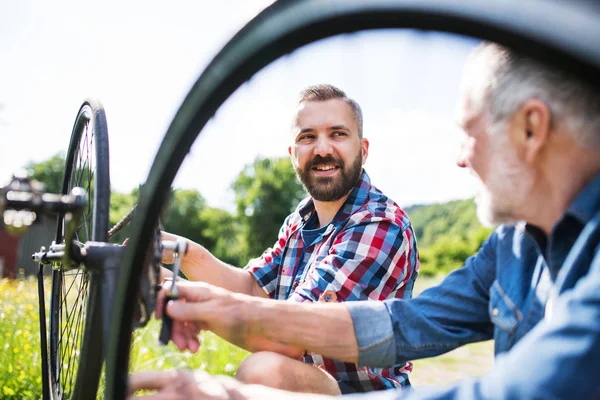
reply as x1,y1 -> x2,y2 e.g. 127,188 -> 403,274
58,270 -> 90,396
57,117 -> 95,397
63,276 -> 87,391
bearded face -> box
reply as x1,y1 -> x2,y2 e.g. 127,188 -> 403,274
295,152 -> 363,202
289,99 -> 368,203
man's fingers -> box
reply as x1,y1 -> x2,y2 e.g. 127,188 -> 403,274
159,280 -> 216,302
128,370 -> 177,394
166,298 -> 212,321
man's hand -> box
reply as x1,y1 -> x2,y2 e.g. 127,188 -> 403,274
128,370 -> 240,400
128,370 -> 337,400
156,280 -> 304,358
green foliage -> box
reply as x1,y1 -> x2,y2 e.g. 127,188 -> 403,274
198,207 -> 245,266
128,320 -> 249,376
233,157 -> 305,259
25,152 -> 66,194
0,278 -> 249,399
406,199 -> 494,277
163,189 -> 207,242
0,278 -> 44,399
406,199 -> 484,247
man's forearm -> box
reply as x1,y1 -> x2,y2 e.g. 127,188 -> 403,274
253,300 -> 359,363
182,247 -> 260,295
164,232 -> 266,297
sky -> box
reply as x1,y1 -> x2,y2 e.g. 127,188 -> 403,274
0,0 -> 481,212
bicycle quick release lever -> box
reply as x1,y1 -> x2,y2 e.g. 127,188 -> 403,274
159,239 -> 188,345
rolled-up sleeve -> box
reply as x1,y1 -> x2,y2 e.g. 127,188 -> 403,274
346,300 -> 397,367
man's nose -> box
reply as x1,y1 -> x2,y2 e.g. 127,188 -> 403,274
314,135 -> 333,157
456,142 -> 468,169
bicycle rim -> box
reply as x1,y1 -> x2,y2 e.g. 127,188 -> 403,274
49,99 -> 110,400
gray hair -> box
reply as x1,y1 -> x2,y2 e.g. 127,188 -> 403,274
470,42 -> 600,149
297,84 -> 364,138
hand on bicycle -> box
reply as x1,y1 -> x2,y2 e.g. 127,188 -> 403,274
155,280 -> 304,358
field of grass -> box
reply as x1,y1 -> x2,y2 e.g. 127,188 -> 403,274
0,278 -> 44,399
2,275 -> 492,399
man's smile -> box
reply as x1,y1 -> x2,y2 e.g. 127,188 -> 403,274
312,164 -> 340,176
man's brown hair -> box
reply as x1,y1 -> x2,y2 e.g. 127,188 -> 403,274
297,84 -> 364,138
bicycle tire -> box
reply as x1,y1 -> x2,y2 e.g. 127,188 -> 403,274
105,1 -> 600,398
49,99 -> 110,400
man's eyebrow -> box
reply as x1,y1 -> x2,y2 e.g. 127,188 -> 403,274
329,125 -> 350,131
298,128 -> 315,134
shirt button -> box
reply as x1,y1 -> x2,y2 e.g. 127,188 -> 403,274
319,290 -> 337,303
492,308 -> 499,317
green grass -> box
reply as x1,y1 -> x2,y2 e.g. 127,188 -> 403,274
0,278 -> 44,399
410,276 -> 494,387
3,275 -> 492,398
128,320 -> 249,375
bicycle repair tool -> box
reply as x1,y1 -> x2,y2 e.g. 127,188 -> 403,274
159,238 -> 188,345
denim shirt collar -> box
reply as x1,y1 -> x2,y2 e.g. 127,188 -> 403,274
564,172 -> 600,224
298,169 -> 370,227
523,171 -> 600,279
522,172 -> 600,236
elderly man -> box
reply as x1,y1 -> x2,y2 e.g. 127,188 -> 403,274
130,42 -> 600,399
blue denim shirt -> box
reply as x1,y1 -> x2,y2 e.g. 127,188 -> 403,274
346,172 -> 600,399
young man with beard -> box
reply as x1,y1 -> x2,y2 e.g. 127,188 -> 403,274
159,84 -> 420,395
131,42 -> 600,399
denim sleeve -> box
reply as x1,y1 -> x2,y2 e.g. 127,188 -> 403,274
346,300 -> 397,367
344,240 -> 600,400
348,231 -> 498,368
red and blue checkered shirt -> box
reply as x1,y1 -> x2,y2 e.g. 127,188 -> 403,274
245,170 -> 420,393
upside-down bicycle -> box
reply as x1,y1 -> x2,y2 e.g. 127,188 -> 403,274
1,1 -> 599,399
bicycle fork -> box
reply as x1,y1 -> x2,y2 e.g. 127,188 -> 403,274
36,256 -> 51,400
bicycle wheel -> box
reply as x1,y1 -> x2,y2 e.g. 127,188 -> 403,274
105,1 -> 600,399
49,99 -> 110,399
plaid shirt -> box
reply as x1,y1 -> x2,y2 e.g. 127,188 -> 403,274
246,170 -> 420,393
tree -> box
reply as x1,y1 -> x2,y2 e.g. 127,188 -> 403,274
233,156 -> 306,259
199,207 -> 245,266
25,152 -> 66,194
163,189 -> 207,244
405,199 -> 493,277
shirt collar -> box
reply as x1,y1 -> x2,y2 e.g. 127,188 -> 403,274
298,169 -> 371,225
523,171 -> 600,251
564,171 -> 600,224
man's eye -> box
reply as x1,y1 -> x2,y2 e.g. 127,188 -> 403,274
332,131 -> 347,137
298,135 -> 314,141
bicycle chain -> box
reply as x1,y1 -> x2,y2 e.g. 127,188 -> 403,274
107,204 -> 138,239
